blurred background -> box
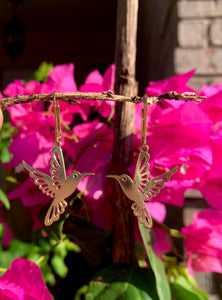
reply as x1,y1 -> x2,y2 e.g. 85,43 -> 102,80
0,0 -> 222,299
1,0 -> 221,94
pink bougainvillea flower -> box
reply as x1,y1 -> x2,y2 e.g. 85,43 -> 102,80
63,119 -> 114,229
4,79 -> 25,97
149,101 -> 213,149
46,63 -> 77,92
103,64 -> 115,91
153,227 -> 171,259
146,69 -> 196,108
133,102 -> 213,207
84,69 -> 103,85
200,82 -> 222,98
148,145 -> 211,207
64,119 -> 113,200
23,80 -> 42,95
195,132 -> 222,210
200,88 -> 222,125
153,145 -> 212,192
182,209 -> 222,275
79,65 -> 115,119
8,178 -> 50,207
85,188 -> 114,230
0,258 -> 52,300
8,103 -> 54,138
146,201 -> 166,223
8,131 -> 52,170
45,63 -> 82,124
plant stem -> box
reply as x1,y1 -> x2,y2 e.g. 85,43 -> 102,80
111,0 -> 139,265
0,91 -> 205,111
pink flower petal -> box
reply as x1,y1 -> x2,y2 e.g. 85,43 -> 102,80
192,254 -> 222,273
4,80 -> 25,97
8,132 -> 52,170
146,69 -> 196,108
153,227 -> 171,258
84,69 -> 103,85
146,202 -> 166,223
182,209 -> 222,274
103,64 -> 115,91
46,63 -> 77,92
8,178 -> 50,207
0,258 -> 52,300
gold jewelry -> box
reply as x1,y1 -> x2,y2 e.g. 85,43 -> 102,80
23,92 -> 94,226
107,96 -> 178,228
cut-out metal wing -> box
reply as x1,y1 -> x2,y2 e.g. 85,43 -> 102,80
142,166 -> 178,201
133,146 -> 151,193
131,202 -> 153,228
50,146 -> 66,188
22,161 -> 56,198
44,197 -> 67,226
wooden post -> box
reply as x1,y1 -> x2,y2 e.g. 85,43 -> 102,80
112,0 -> 139,264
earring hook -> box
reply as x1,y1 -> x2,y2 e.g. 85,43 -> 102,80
141,95 -> 148,146
53,91 -> 62,146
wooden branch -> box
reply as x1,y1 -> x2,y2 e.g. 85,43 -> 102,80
0,90 -> 205,111
112,0 -> 139,264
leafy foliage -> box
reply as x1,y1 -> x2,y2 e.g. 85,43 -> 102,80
33,61 -> 54,83
139,223 -> 171,300
86,265 -> 159,300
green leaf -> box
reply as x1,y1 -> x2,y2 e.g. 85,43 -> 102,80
6,176 -> 18,184
169,265 -> 198,289
75,285 -> 89,300
0,188 -> 10,209
171,276 -> 210,300
51,253 -> 68,278
139,223 -> 171,300
86,265 -> 159,300
33,62 -> 54,82
194,289 -> 210,300
171,280 -> 209,300
0,120 -> 14,163
0,239 -> 34,270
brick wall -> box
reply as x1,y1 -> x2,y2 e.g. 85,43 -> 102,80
176,0 -> 222,91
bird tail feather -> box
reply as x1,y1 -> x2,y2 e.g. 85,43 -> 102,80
131,202 -> 153,228
44,199 -> 67,226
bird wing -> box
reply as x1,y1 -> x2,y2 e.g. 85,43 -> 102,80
50,146 -> 66,188
142,166 -> 178,201
44,197 -> 67,226
131,202 -> 153,228
133,147 -> 151,192
22,161 -> 56,198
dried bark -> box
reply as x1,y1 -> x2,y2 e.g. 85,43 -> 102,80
0,91 -> 203,111
112,0 -> 139,264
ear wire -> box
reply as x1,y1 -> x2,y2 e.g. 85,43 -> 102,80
141,95 -> 148,146
53,91 -> 62,146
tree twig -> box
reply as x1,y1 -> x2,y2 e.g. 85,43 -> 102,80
0,90 -> 206,111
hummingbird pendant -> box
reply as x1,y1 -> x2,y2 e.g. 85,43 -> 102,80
107,145 -> 178,228
23,145 -> 94,226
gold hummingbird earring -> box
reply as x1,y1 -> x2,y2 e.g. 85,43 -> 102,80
107,96 -> 178,228
23,92 -> 95,226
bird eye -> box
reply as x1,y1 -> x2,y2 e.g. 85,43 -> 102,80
122,176 -> 127,182
73,173 -> 78,178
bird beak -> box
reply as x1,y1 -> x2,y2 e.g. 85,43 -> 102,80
106,175 -> 120,181
82,172 -> 95,177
